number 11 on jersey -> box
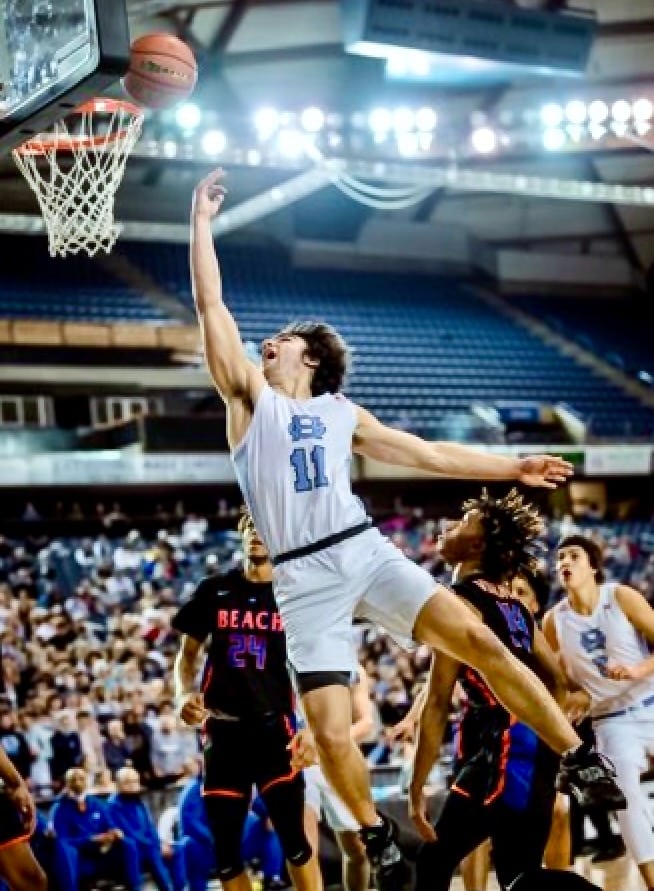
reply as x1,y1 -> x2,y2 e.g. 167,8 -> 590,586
290,445 -> 329,493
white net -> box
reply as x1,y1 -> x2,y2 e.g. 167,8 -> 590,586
12,100 -> 144,258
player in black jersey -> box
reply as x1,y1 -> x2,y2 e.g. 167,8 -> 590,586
409,490 -> 602,891
172,511 -> 321,891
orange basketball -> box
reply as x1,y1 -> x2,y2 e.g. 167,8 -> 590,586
124,33 -> 198,110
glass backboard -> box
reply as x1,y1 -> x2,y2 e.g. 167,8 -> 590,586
0,0 -> 130,154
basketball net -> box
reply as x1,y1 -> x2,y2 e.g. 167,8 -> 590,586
13,98 -> 144,258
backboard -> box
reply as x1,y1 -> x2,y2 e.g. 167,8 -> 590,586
0,0 -> 130,155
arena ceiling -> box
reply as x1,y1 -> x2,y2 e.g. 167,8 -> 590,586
2,0 -> 654,272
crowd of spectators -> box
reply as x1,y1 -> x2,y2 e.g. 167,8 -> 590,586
0,497 -> 652,804
0,505 -> 654,889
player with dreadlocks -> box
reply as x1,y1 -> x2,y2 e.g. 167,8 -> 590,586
409,489 -> 601,891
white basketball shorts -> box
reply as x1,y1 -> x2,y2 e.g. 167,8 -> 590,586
304,764 -> 359,832
273,527 -> 437,674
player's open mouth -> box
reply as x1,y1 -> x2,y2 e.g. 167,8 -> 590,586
263,348 -> 277,361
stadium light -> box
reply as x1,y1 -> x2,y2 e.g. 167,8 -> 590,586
588,100 -> 609,123
612,100 -> 632,123
397,132 -> 419,156
542,127 -> 566,151
369,107 -> 392,133
588,123 -> 607,141
540,103 -> 564,128
565,100 -> 587,124
276,128 -> 307,158
471,127 -> 497,154
415,107 -> 437,132
300,107 -> 325,133
176,103 -> 202,130
201,129 -> 227,156
633,98 -> 653,122
392,107 -> 415,132
566,124 -> 584,143
254,107 -> 281,139
386,49 -> 431,78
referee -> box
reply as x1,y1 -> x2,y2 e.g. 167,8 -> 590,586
173,511 -> 322,891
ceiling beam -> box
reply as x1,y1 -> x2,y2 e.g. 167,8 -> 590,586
223,43 -> 342,67
598,18 -> 654,39
588,159 -> 645,271
488,227 -> 654,247
209,0 -> 250,53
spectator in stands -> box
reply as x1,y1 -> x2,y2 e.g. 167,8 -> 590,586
114,530 -> 145,574
123,705 -> 154,782
20,708 -> 52,792
0,703 -> 32,779
76,709 -> 105,779
179,774 -> 216,891
108,766 -> 187,891
50,766 -> 140,891
21,503 -> 41,522
49,710 -> 83,788
150,714 -> 197,786
181,514 -> 208,548
103,718 -> 130,776
29,811 -> 76,891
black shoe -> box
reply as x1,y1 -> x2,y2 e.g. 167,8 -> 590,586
556,747 -> 626,811
590,836 -> 626,863
360,815 -> 410,891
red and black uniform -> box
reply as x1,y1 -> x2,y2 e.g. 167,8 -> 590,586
172,570 -> 311,881
416,577 -> 595,891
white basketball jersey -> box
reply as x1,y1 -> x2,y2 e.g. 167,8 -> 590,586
232,384 -> 367,559
553,582 -> 654,717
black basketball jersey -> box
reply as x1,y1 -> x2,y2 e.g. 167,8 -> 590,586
451,575 -> 539,804
172,569 -> 293,718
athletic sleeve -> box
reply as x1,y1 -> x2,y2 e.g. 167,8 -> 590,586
171,577 -> 215,642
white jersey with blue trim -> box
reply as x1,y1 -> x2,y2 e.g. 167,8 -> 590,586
553,581 -> 654,717
231,384 -> 367,560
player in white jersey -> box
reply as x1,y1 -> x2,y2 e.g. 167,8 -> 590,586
544,534 -> 654,891
189,168 -> 624,887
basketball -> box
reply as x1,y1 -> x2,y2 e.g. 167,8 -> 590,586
123,33 -> 197,110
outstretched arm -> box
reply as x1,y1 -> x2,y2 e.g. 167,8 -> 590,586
353,406 -> 573,488
191,169 -> 264,405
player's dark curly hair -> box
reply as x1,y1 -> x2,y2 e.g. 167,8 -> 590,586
279,321 -> 350,396
462,487 -> 544,583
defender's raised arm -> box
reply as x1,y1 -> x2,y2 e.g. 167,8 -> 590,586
191,169 -> 264,406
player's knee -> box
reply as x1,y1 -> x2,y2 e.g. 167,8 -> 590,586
313,724 -> 352,761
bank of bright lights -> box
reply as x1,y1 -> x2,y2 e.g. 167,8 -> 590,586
159,96 -> 652,161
